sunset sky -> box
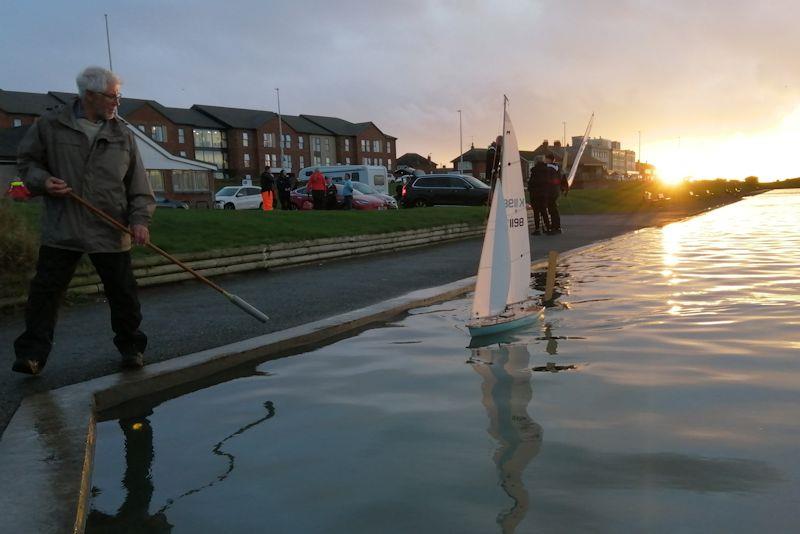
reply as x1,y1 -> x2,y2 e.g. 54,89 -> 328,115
4,0 -> 799,182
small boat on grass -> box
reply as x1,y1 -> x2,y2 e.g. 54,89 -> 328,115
467,97 -> 543,338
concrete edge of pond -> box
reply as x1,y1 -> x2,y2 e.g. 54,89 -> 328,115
0,237 -> 615,534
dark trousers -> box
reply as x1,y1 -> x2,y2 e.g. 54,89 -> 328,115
530,191 -> 550,231
279,191 -> 292,210
546,193 -> 561,231
14,246 -> 147,363
312,190 -> 325,210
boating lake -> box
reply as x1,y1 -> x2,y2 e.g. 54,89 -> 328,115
87,190 -> 800,533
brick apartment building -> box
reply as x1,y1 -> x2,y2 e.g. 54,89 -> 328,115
0,88 -> 398,194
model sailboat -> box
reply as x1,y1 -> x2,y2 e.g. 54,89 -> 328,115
467,99 -> 543,337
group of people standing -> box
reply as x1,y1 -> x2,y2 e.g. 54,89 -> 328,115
306,168 -> 354,210
259,168 -> 296,211
486,139 -> 568,235
527,152 -> 568,235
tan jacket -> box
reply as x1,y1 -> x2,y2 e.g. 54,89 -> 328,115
18,101 -> 154,253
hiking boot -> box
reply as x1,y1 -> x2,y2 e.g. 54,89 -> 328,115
121,352 -> 144,370
12,357 -> 44,376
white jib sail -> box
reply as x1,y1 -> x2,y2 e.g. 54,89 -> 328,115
472,106 -> 530,319
473,177 -> 510,318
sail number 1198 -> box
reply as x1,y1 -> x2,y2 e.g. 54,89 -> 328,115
508,217 -> 525,228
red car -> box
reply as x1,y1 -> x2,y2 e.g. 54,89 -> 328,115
290,184 -> 385,210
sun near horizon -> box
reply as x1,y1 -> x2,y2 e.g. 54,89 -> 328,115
646,104 -> 800,185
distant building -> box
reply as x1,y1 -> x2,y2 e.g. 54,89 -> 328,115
0,88 -> 397,193
0,119 -> 216,206
396,153 -> 438,174
451,138 -> 617,189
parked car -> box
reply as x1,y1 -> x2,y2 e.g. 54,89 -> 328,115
290,185 -> 385,210
402,174 -> 490,207
154,195 -> 189,209
214,186 -> 263,210
351,182 -> 398,209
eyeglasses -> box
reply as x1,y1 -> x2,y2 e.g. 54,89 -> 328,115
90,90 -> 122,102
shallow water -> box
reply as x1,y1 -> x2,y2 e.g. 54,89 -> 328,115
88,191 -> 800,533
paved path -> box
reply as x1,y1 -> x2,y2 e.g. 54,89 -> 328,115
0,211 -> 695,432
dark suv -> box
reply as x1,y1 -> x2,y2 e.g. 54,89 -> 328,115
402,174 -> 490,207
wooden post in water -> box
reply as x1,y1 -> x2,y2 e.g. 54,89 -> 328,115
543,250 -> 559,303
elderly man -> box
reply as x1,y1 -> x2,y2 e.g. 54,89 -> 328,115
12,66 -> 155,375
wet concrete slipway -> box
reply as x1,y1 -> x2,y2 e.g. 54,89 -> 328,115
0,199 -> 787,533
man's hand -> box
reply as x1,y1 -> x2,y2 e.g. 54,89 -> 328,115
131,224 -> 150,245
45,177 -> 72,196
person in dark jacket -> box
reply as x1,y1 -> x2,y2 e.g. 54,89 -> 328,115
259,168 -> 275,211
527,158 -> 551,235
325,177 -> 338,209
276,170 -> 292,210
13,66 -> 155,375
485,136 -> 503,203
544,153 -> 564,234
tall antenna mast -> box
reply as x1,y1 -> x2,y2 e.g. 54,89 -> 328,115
104,14 -> 113,71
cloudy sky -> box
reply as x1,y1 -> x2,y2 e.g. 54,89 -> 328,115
4,0 -> 800,181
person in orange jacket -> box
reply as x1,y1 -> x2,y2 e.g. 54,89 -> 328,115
307,168 -> 327,210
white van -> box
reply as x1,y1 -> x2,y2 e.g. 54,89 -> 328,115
296,165 -> 389,194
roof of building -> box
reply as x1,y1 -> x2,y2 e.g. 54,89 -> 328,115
450,147 -> 488,163
191,105 -> 276,129
397,153 -> 438,168
0,90 -> 63,115
153,104 -> 225,129
0,125 -> 31,159
281,115 -> 332,135
300,115 -> 364,136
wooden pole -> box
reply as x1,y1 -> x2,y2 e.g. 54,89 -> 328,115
68,192 -> 268,322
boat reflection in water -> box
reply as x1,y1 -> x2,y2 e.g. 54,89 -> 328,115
468,337 -> 542,533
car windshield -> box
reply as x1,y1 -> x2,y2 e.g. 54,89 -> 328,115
216,187 -> 239,197
352,183 -> 378,195
462,176 -> 490,189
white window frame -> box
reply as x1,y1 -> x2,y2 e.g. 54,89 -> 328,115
242,132 -> 249,147
298,136 -> 304,150
12,119 -> 22,127
244,153 -> 251,167
150,125 -> 167,142
263,132 -> 274,148
373,140 -> 381,152
178,128 -> 185,144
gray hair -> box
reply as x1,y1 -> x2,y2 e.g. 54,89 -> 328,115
76,66 -> 122,97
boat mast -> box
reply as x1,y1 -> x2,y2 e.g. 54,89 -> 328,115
501,95 -> 508,180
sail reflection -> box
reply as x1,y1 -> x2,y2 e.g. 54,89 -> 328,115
469,342 -> 542,533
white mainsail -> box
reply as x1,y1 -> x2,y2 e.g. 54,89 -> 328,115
566,113 -> 594,187
472,105 -> 530,319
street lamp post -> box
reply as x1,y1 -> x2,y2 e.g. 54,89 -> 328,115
458,109 -> 463,171
275,88 -> 283,171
